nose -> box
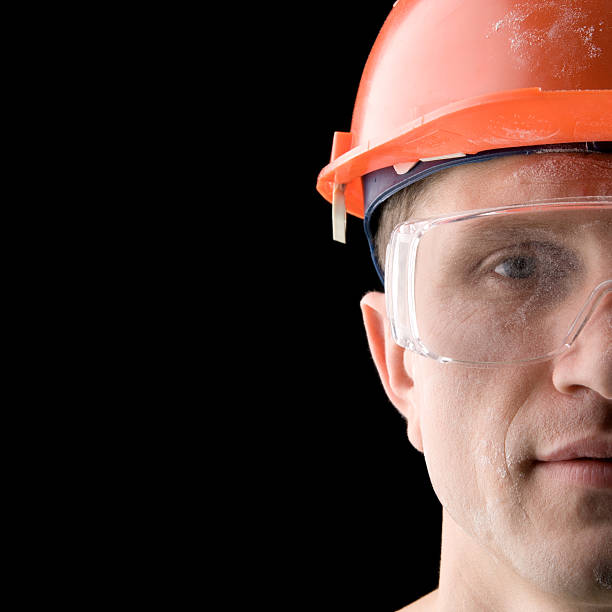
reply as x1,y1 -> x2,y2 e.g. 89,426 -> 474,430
552,282 -> 612,400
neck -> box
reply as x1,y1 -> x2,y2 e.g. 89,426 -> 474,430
434,508 -> 611,612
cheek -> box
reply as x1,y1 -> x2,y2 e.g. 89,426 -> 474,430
417,369 -> 487,507
415,363 -> 543,543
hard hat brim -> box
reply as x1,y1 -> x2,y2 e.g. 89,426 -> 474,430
316,87 -> 612,218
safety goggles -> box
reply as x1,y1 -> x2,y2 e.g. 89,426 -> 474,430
385,197 -> 612,366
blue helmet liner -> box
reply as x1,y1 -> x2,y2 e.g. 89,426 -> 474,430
363,141 -> 612,285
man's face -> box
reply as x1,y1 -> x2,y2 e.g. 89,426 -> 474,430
376,154 -> 612,602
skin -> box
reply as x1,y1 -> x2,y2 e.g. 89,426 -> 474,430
360,153 -> 612,611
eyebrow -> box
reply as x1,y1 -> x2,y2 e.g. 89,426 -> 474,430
445,218 -> 561,244
447,210 -> 609,239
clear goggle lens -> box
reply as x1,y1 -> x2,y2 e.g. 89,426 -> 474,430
385,199 -> 612,365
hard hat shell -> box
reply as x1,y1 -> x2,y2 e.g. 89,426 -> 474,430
316,0 -> 612,218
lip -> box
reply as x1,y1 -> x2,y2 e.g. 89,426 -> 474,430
535,437 -> 612,488
537,437 -> 612,462
534,459 -> 612,488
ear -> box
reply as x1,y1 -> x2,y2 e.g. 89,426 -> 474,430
360,291 -> 423,452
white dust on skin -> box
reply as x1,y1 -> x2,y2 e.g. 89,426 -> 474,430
418,364 -> 536,552
594,564 -> 612,590
476,384 -> 612,598
486,1 -> 606,78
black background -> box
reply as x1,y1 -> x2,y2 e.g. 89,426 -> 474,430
258,3 -> 443,610
24,4 -> 444,610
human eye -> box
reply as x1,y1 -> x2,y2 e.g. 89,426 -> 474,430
494,255 -> 537,279
485,242 -> 581,301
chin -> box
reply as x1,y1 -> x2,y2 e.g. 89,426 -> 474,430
513,539 -> 612,606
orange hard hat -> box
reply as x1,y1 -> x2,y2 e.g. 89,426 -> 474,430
316,0 -> 612,231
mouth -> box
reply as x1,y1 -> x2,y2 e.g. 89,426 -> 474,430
534,437 -> 612,487
535,457 -> 612,488
578,457 -> 612,462
541,457 -> 612,465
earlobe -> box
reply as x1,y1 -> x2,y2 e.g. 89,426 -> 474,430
360,291 -> 423,451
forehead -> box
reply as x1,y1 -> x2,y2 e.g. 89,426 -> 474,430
419,153 -> 612,217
